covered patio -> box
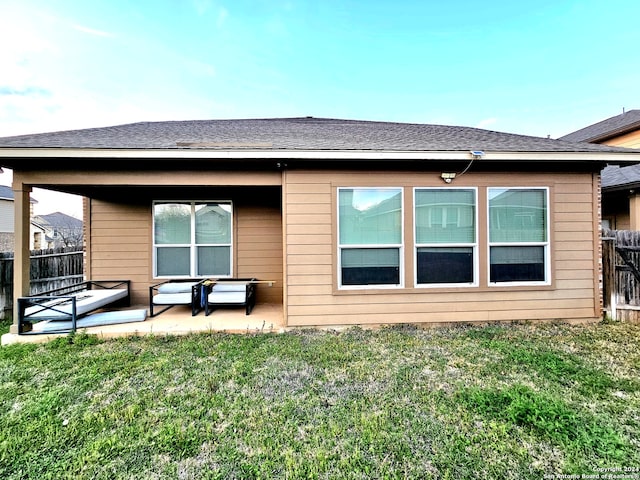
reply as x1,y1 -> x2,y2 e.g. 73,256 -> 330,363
2,303 -> 285,345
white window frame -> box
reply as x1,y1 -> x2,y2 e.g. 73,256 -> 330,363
153,200 -> 234,279
487,187 -> 550,286
337,187 -> 404,290
414,187 -> 478,288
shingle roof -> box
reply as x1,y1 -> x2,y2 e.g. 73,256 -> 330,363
0,117 -> 633,153
559,110 -> 640,143
0,185 -> 13,200
0,184 -> 38,203
601,164 -> 640,190
37,212 -> 83,228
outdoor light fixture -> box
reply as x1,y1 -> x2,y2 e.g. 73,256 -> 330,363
441,151 -> 484,183
441,172 -> 456,183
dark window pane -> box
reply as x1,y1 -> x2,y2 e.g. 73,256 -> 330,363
417,247 -> 473,284
490,246 -> 545,282
341,248 -> 400,286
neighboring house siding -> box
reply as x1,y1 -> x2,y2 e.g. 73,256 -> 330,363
284,170 -> 600,327
0,199 -> 14,251
0,199 -> 13,233
602,130 -> 640,149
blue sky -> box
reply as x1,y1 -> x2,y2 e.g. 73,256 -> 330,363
1,0 -> 639,214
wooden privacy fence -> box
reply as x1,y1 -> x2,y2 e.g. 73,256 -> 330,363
602,229 -> 640,321
0,246 -> 84,320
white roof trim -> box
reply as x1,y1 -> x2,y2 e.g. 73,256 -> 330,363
0,148 -> 639,162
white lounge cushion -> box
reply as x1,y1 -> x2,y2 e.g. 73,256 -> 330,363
208,291 -> 246,304
157,282 -> 197,294
212,283 -> 248,292
33,309 -> 147,333
152,292 -> 193,305
24,289 -> 129,320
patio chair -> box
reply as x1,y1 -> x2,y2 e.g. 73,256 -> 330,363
149,279 -> 205,317
204,278 -> 257,316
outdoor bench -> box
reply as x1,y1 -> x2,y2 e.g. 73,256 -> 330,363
149,279 -> 206,317
204,278 -> 257,316
17,280 -> 131,335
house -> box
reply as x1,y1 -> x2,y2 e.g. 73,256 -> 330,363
0,185 -> 17,251
559,110 -> 640,148
0,184 -> 43,251
33,212 -> 83,248
1,117 -> 639,333
559,110 -> 640,229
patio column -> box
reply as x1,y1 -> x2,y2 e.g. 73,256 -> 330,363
629,192 -> 640,231
10,185 -> 31,334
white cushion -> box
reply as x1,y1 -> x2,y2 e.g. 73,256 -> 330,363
208,291 -> 246,304
153,292 -> 193,305
212,283 -> 247,293
157,282 -> 197,294
25,289 -> 128,320
33,309 -> 147,332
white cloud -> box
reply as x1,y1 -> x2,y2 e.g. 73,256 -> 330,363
475,117 -> 498,130
72,24 -> 114,38
217,7 -> 229,28
193,0 -> 214,16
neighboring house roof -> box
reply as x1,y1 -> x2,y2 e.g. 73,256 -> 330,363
36,212 -> 82,230
0,184 -> 37,203
601,164 -> 640,191
0,117 -> 634,154
0,185 -> 13,200
559,110 -> 640,143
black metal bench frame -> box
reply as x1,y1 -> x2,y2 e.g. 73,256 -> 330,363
17,280 -> 131,335
204,278 -> 257,316
149,279 -> 206,317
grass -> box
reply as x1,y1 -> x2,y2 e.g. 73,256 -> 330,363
0,322 -> 639,479
0,315 -> 12,336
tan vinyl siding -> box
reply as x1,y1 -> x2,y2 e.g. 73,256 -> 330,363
88,199 -> 151,305
604,129 -> 640,149
284,170 -> 600,327
236,204 -> 283,304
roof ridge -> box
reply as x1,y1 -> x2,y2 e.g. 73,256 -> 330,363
0,117 -> 639,154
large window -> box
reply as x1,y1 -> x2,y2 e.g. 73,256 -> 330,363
415,188 -> 477,285
153,201 -> 232,278
488,188 -> 549,284
338,188 -> 403,287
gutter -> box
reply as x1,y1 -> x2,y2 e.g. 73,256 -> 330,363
1,148 -> 639,164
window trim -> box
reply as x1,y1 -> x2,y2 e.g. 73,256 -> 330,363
152,200 -> 234,279
337,187 -> 404,290
487,187 -> 550,286
413,187 -> 479,288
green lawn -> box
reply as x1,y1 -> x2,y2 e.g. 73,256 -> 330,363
1,322 -> 639,479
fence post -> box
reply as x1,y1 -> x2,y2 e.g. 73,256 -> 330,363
602,236 -> 616,320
